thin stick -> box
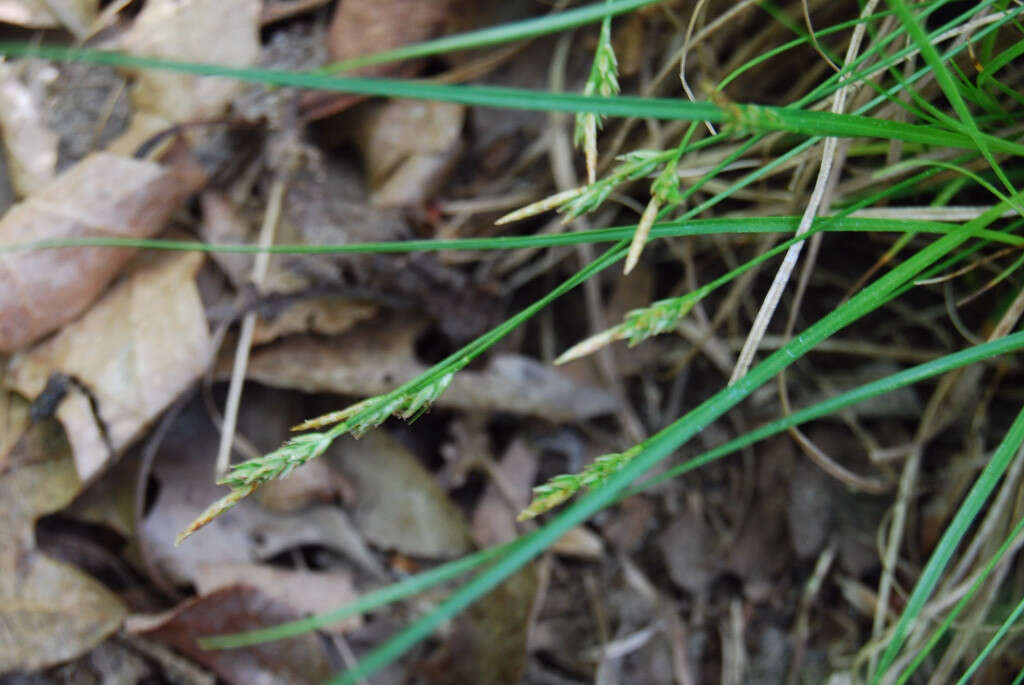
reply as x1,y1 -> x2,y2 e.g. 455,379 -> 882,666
729,0 -> 881,385
214,154 -> 294,478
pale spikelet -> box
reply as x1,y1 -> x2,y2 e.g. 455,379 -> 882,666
582,113 -> 598,184
556,293 -> 700,365
573,15 -> 618,188
624,196 -> 661,274
177,482 -> 257,544
495,187 -> 587,225
292,398 -> 373,431
554,325 -> 625,365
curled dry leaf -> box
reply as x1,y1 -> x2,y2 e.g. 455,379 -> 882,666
6,252 -> 212,481
0,399 -> 126,671
0,152 -> 192,354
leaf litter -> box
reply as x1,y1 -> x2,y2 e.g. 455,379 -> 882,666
0,0 -> 1004,683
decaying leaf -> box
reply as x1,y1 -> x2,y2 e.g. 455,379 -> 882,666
0,152 -> 192,354
126,586 -> 331,685
6,251 -> 212,481
236,315 -> 620,421
0,399 -> 126,672
252,297 -> 380,346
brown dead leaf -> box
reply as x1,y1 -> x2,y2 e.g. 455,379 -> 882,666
7,251 -> 212,481
0,386 -> 29,465
601,495 -> 656,554
0,62 -> 58,197
0,401 -> 126,671
126,586 -> 331,685
194,562 -> 361,634
331,430 -> 474,558
0,0 -> 96,35
238,315 -> 619,421
0,152 -> 192,354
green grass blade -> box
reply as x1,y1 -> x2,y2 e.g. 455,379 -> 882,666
5,215 -> 1019,256
2,43 -> 1023,153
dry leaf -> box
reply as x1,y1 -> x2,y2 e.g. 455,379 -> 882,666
0,152 -> 192,354
237,315 -> 619,421
0,0 -> 97,35
253,297 -> 379,345
0,386 -> 30,464
327,0 -> 456,73
0,62 -> 58,196
352,99 -> 465,207
420,565 -> 537,685
7,251 -> 212,481
601,495 -> 656,554
331,430 -> 474,558
0,404 -> 126,671
550,526 -> 604,560
194,562 -> 361,634
656,510 -> 720,595
470,438 -> 536,548
111,0 -> 260,152
126,586 -> 331,685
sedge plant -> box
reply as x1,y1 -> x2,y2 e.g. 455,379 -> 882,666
2,0 -> 1024,682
